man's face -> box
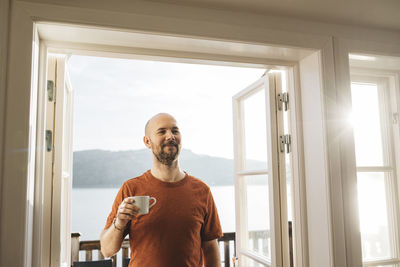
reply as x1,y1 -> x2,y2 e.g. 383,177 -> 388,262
145,114 -> 182,166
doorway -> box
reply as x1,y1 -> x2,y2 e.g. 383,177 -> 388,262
31,21 -> 321,267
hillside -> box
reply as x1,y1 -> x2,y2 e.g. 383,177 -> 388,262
72,149 -> 257,188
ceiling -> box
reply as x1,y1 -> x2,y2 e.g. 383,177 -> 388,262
148,0 -> 400,31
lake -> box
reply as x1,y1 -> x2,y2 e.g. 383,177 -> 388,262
71,184 -> 274,240
71,186 -> 237,241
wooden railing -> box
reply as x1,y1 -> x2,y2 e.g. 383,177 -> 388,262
72,224 -> 292,267
71,232 -> 236,267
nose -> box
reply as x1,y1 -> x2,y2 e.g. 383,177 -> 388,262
165,130 -> 176,140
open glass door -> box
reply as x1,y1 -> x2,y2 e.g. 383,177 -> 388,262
45,54 -> 74,267
233,71 -> 289,267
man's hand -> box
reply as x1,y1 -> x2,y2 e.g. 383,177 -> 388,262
100,197 -> 139,258
115,197 -> 140,229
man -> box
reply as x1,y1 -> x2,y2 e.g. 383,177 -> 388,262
100,113 -> 223,267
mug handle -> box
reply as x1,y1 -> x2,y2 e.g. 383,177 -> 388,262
149,197 -> 157,209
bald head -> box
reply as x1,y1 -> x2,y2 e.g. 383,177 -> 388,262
143,113 -> 182,165
145,113 -> 177,137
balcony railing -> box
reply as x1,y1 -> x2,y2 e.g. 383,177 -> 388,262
72,223 -> 292,267
71,232 -> 236,267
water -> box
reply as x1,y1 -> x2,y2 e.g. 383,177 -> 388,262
71,186 -> 236,241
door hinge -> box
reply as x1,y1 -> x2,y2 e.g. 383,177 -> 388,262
46,130 -> 55,165
46,130 -> 53,152
278,92 -> 289,111
280,134 -> 291,153
393,112 -> 399,124
47,80 -> 55,102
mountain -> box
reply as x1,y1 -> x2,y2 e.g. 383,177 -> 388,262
72,149 -> 244,188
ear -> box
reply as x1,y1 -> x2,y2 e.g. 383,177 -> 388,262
143,136 -> 152,149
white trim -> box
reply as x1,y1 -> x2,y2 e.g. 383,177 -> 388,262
274,72 -> 291,267
236,170 -> 269,176
356,167 -> 394,172
363,258 -> 400,266
332,37 -> 363,267
265,73 -> 283,267
1,2 -> 36,267
288,64 -> 310,267
45,40 -> 294,69
32,40 -> 50,267
240,249 -> 272,266
299,48 -> 335,267
232,76 -> 268,100
232,91 -> 246,263
25,22 -> 40,267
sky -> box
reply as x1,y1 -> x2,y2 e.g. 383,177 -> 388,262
67,55 -> 265,159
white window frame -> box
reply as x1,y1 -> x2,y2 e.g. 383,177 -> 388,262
350,69 -> 400,267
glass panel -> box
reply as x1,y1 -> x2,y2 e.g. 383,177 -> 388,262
357,172 -> 392,261
351,83 -> 384,166
244,175 -> 271,259
243,88 -> 268,170
286,155 -> 292,222
281,70 -> 288,93
241,255 -> 269,267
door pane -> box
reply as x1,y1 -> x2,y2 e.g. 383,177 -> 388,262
244,175 -> 270,259
243,88 -> 268,170
351,83 -> 384,166
357,172 -> 392,261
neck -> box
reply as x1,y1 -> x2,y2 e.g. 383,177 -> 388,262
151,159 -> 185,183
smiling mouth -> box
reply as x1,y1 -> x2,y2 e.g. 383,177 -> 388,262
163,142 -> 177,147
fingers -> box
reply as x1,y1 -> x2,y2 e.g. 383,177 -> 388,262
116,197 -> 140,222
125,196 -> 136,204
118,205 -> 139,218
120,202 -> 139,213
117,213 -> 134,220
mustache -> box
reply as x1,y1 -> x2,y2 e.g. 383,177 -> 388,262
162,141 -> 178,148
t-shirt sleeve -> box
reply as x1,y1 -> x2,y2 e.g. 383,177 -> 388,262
104,182 -> 131,237
201,189 -> 223,241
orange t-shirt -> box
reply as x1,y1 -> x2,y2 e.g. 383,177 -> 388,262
104,170 -> 223,267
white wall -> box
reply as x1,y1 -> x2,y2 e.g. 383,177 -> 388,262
1,1 -> 400,267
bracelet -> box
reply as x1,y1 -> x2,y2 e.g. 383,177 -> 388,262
113,218 -> 124,231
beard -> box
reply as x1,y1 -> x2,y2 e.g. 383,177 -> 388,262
152,140 -> 180,166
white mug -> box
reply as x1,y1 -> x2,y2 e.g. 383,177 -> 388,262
132,196 -> 157,215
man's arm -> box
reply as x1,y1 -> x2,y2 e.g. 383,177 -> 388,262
100,220 -> 126,258
202,239 -> 221,267
100,197 -> 138,258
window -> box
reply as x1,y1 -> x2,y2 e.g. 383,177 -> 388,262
350,73 -> 400,266
233,70 -> 294,266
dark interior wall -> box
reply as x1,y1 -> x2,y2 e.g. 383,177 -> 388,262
0,0 -> 10,250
